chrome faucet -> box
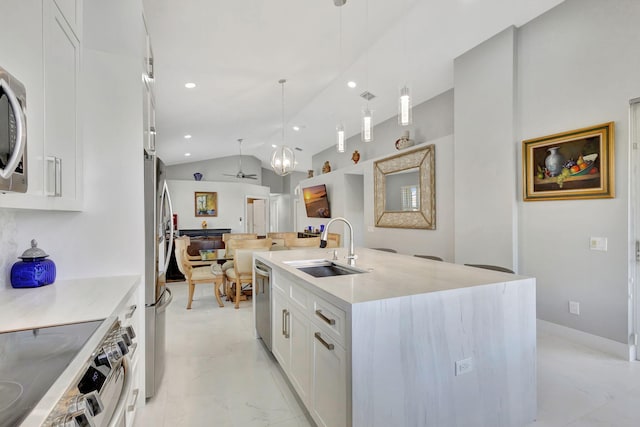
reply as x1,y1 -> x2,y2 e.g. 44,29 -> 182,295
320,217 -> 356,266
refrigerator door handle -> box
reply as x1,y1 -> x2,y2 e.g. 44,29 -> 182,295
159,181 -> 175,275
157,288 -> 173,313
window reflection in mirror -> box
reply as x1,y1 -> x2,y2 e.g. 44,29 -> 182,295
384,168 -> 420,211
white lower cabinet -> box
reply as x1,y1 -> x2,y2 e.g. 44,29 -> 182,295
311,331 -> 347,427
272,288 -> 311,403
271,272 -> 349,427
115,281 -> 144,425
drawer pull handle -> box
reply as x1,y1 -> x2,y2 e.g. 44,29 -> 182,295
125,304 -> 137,319
284,310 -> 290,339
282,309 -> 289,338
315,309 -> 336,325
314,332 -> 334,350
127,388 -> 140,412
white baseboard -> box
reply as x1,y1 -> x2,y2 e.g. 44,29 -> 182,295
537,319 -> 632,361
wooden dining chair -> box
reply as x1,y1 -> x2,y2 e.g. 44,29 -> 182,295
222,233 -> 258,258
464,264 -> 515,274
284,236 -> 321,249
174,237 -> 225,309
414,255 -> 443,261
224,238 -> 272,309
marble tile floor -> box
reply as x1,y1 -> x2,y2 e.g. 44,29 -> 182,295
135,281 -> 640,427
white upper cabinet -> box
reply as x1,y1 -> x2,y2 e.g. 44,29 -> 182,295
0,0 -> 83,211
51,0 -> 82,39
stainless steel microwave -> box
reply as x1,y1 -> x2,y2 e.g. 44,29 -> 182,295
0,65 -> 27,193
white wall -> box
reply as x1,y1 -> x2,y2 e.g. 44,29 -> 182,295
0,0 -> 146,284
166,179 -> 270,232
302,135 -> 455,259
313,90 -> 454,176
165,155 -> 263,185
454,26 -> 517,269
517,0 -> 640,343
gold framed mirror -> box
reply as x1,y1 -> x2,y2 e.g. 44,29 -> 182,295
374,145 -> 435,229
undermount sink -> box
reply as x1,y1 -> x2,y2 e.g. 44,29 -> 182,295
283,259 -> 367,278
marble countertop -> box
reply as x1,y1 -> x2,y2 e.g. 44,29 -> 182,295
0,275 -> 141,332
255,248 -> 528,306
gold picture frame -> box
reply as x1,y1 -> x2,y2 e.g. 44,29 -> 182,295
522,122 -> 615,201
194,191 -> 218,216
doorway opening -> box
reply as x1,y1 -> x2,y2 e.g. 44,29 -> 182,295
246,196 -> 268,236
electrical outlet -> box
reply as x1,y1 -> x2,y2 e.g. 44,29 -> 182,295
455,357 -> 473,376
569,301 -> 580,315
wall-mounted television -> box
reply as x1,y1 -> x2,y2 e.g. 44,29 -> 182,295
303,184 -> 331,218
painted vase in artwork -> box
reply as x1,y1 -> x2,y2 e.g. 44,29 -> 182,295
545,147 -> 564,177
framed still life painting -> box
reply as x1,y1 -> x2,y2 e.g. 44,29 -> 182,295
522,122 -> 615,201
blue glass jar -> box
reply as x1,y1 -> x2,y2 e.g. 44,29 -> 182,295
10,239 -> 57,288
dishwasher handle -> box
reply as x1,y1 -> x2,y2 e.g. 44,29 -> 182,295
254,263 -> 271,277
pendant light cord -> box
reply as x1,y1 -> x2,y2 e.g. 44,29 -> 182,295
279,79 -> 286,146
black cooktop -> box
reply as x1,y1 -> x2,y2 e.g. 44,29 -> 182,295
0,319 -> 104,427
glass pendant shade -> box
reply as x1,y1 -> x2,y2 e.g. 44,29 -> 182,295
271,145 -> 295,176
336,123 -> 345,153
361,108 -> 373,142
271,78 -> 295,176
398,85 -> 412,126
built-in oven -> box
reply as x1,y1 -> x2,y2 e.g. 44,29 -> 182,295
0,65 -> 27,193
0,317 -> 137,427
43,318 -> 137,427
255,260 -> 272,351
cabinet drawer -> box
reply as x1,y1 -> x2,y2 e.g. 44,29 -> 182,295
273,272 -> 310,312
311,295 -> 346,347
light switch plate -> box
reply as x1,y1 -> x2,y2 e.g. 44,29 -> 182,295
590,237 -> 607,251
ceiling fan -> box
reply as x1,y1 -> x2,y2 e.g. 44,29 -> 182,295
223,138 -> 258,180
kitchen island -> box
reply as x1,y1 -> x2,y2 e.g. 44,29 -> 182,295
255,248 -> 536,427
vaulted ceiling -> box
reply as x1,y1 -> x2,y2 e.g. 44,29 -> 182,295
142,0 -> 564,171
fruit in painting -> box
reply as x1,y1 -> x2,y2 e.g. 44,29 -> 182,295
561,168 -> 570,177
577,155 -> 585,166
579,162 -> 588,170
590,167 -> 598,174
571,165 -> 581,173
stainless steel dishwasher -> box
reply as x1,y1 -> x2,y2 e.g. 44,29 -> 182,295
254,260 -> 272,351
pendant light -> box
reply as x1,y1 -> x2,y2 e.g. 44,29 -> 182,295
336,4 -> 346,153
337,123 -> 346,152
271,79 -> 295,176
361,0 -> 373,142
398,0 -> 412,126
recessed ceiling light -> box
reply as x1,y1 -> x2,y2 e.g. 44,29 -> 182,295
184,82 -> 196,89
184,152 -> 191,157
347,81 -> 357,89
184,134 -> 192,139
292,126 -> 300,131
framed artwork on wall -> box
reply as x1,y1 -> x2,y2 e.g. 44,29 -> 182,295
194,191 -> 218,216
522,122 -> 615,201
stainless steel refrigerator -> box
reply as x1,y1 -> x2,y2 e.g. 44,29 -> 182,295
144,151 -> 174,398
